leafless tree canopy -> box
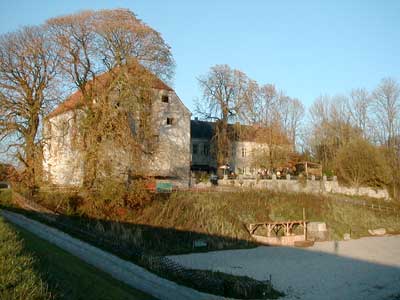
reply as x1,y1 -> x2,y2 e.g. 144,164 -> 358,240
372,78 -> 400,148
45,9 -> 175,189
0,9 -> 175,194
306,77 -> 400,195
195,65 -> 305,167
0,26 -> 59,194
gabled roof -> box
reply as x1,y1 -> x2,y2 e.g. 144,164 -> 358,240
191,119 -> 214,140
48,63 -> 173,119
191,119 -> 291,145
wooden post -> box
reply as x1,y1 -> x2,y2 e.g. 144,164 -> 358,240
285,223 -> 289,236
267,224 -> 271,237
303,208 -> 307,240
305,162 -> 308,178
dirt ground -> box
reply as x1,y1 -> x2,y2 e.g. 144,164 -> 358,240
169,236 -> 400,300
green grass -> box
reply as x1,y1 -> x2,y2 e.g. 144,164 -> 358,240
0,216 -> 51,300
4,188 -> 400,254
0,216 -> 155,300
2,188 -> 399,299
133,190 -> 400,247
0,188 -> 12,205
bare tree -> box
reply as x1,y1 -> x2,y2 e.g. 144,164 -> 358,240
348,88 -> 371,139
93,9 -> 174,80
256,84 -> 280,127
238,82 -> 302,168
195,64 -> 254,166
0,26 -> 59,195
371,78 -> 400,198
278,96 -> 304,150
309,95 -> 361,171
47,9 -> 174,189
372,78 -> 400,148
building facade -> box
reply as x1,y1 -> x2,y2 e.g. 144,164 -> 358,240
190,120 -> 288,177
43,72 -> 191,187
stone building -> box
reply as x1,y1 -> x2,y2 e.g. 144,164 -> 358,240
190,119 -> 291,177
190,119 -> 217,173
43,68 -> 191,187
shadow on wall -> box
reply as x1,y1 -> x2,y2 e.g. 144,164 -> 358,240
2,205 -> 400,300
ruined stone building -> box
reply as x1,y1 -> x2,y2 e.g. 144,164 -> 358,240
43,67 -> 191,187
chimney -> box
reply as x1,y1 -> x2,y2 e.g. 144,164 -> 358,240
195,117 -> 198,121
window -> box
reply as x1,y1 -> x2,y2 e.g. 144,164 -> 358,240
166,117 -> 174,125
203,144 -> 210,156
241,147 -> 246,157
162,95 -> 169,103
193,144 -> 198,154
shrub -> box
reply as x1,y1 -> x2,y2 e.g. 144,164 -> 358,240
334,138 -> 391,187
124,179 -> 152,210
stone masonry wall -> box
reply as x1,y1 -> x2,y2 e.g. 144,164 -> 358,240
218,175 -> 390,200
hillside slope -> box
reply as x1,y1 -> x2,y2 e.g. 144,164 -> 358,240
131,191 -> 400,253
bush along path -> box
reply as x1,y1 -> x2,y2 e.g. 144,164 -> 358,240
0,209 -> 283,300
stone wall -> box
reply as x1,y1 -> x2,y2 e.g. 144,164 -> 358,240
218,175 -> 390,200
42,111 -> 84,186
43,89 -> 191,187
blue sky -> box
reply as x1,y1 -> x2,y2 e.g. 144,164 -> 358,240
0,0 -> 399,112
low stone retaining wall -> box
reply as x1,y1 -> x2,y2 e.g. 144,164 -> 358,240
252,234 -> 306,246
218,177 -> 390,200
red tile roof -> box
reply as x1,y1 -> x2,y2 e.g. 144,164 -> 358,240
48,64 -> 173,118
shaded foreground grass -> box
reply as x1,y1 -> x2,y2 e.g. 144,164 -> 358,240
1,208 -> 282,299
0,216 -> 155,300
0,216 -> 50,300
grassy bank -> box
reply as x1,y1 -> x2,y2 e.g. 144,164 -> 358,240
0,216 -> 50,300
132,190 -> 400,249
3,189 -> 396,299
36,190 -> 400,254
3,189 -> 400,255
0,188 -> 12,205
0,216 -> 154,300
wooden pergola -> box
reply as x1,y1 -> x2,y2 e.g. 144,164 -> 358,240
295,161 -> 322,178
248,220 -> 307,238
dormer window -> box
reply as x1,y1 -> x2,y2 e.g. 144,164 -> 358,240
166,117 -> 174,125
161,95 -> 169,103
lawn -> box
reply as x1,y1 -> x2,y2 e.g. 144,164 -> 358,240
0,188 -> 12,205
0,215 -> 49,300
0,216 -> 155,300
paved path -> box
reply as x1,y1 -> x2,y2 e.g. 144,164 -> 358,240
1,209 -> 225,300
170,237 -> 400,300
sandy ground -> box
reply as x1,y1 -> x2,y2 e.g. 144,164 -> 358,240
169,236 -> 400,300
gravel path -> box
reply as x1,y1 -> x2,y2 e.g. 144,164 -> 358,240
0,209 -> 226,300
170,237 -> 400,300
